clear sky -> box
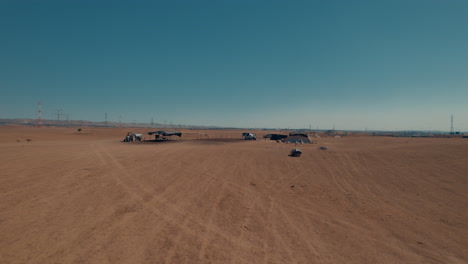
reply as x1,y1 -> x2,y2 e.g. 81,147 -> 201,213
1,0 -> 467,131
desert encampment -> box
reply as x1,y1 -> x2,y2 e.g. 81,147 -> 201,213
1,126 -> 467,263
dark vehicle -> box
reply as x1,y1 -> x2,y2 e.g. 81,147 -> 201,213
290,148 -> 302,157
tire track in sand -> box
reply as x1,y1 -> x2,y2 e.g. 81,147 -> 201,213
274,201 -> 320,262
164,150 -> 227,263
96,143 -> 288,263
90,144 -> 108,166
233,154 -> 314,263
195,149 -> 232,263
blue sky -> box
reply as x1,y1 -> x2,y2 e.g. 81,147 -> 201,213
1,0 -> 467,130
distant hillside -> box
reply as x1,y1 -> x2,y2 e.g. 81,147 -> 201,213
0,118 -> 459,134
0,118 -> 234,130
0,118 -> 166,128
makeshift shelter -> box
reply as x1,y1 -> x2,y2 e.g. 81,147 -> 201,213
282,134 -> 311,144
147,130 -> 182,140
264,134 -> 288,141
289,132 -> 309,137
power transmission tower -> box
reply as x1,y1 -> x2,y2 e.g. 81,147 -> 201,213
56,109 -> 64,125
37,101 -> 43,128
105,112 -> 108,126
450,115 -> 454,135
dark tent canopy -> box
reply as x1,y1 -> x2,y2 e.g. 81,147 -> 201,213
289,132 -> 309,137
264,134 -> 288,140
148,130 -> 182,137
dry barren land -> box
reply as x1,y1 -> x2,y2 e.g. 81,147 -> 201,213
1,126 -> 467,264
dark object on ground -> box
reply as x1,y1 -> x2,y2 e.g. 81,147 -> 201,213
320,146 -> 328,150
290,148 -> 302,157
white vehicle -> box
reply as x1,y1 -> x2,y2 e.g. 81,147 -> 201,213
123,132 -> 143,142
243,132 -> 257,140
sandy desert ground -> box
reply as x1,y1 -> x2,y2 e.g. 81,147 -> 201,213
0,126 -> 467,264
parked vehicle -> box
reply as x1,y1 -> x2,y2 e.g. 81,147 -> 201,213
123,132 -> 143,142
290,148 -> 302,157
243,133 -> 257,140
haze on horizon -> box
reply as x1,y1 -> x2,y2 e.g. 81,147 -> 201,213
1,0 -> 467,131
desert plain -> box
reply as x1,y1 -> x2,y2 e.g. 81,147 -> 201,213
0,125 -> 467,264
